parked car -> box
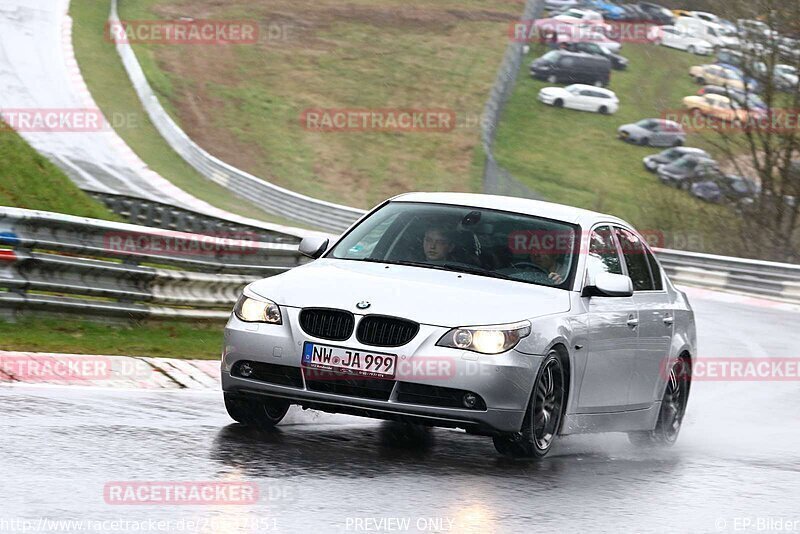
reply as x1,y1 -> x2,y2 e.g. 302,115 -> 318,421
657,155 -> 720,189
774,64 -> 799,92
637,2 -> 675,25
553,8 -> 610,31
688,11 -> 736,32
689,64 -> 755,92
675,17 -> 739,50
561,26 -> 622,52
618,119 -> 685,147
562,41 -> 628,70
545,0 -> 580,11
538,84 -> 619,113
579,0 -> 626,20
530,50 -> 612,86
697,85 -> 766,111
651,25 -> 712,55
682,93 -> 760,123
643,147 -> 710,172
691,175 -> 760,203
223,192 -> 696,458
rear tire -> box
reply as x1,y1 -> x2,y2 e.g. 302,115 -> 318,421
224,393 -> 290,430
493,351 -> 566,459
628,355 -> 690,447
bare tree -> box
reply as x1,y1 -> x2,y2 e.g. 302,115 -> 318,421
678,0 -> 800,261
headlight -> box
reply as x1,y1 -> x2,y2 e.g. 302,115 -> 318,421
233,294 -> 282,324
436,321 -> 531,355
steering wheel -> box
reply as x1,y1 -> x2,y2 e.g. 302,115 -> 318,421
510,261 -> 550,276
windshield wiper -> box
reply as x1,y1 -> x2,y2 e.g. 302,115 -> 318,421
350,258 -> 518,282
437,263 -> 518,281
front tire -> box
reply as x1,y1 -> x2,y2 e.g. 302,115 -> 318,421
554,98 -> 564,108
629,355 -> 690,447
224,393 -> 290,430
493,351 -> 566,458
687,45 -> 695,55
547,74 -> 558,84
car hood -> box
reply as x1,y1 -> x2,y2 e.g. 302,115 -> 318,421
248,258 -> 572,327
540,87 -> 569,97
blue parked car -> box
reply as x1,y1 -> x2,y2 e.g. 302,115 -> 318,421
579,0 -> 627,20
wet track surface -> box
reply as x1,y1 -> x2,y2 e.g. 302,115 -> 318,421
2,293 -> 800,533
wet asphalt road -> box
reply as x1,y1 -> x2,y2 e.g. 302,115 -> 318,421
2,293 -> 800,533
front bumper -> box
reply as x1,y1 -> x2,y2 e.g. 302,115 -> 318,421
221,311 -> 543,433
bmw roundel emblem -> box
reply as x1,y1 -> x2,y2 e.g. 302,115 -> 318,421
356,301 -> 371,310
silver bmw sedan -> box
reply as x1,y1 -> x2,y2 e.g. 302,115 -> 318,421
221,192 -> 696,458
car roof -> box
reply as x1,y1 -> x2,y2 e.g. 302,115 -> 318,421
569,84 -> 615,95
390,192 -> 629,227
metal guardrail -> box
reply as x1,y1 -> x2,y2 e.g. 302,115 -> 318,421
656,249 -> 800,304
0,207 -> 306,320
87,191 -> 308,245
1,208 -> 797,322
109,0 -> 366,233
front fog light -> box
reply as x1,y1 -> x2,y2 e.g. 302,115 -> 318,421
239,362 -> 254,378
462,393 -> 477,408
436,320 -> 531,355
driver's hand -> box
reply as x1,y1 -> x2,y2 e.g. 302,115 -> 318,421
548,272 -> 564,284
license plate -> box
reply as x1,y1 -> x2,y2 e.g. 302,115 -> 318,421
302,342 -> 397,379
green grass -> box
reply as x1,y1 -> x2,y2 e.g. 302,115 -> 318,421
69,0 -> 308,228
106,0 -> 522,209
0,317 -> 224,359
494,44 -> 746,255
0,125 -> 116,219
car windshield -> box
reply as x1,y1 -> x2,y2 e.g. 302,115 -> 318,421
673,156 -> 698,169
328,201 -> 579,288
636,119 -> 657,130
540,50 -> 562,62
565,85 -> 582,94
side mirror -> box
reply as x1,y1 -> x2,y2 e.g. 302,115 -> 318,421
298,237 -> 329,259
584,272 -> 633,297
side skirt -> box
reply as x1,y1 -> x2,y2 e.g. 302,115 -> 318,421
560,402 -> 660,436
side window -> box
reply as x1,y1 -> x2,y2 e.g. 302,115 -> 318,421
614,227 -> 655,291
586,225 -> 623,281
645,248 -> 664,290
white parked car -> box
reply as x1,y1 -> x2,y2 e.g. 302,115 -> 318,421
538,84 -> 619,114
553,9 -> 611,32
676,17 -> 739,50
651,26 -> 712,55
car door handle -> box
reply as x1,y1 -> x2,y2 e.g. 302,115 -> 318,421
663,315 -> 674,325
626,317 -> 639,328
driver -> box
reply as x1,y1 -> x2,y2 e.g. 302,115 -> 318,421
529,248 -> 568,284
423,226 -> 456,262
